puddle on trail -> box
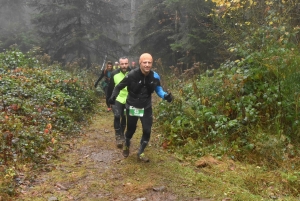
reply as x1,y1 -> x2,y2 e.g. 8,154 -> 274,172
89,150 -> 118,163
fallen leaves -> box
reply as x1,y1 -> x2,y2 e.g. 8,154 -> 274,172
195,155 -> 221,168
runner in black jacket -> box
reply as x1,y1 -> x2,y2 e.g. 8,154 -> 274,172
94,61 -> 113,111
109,53 -> 172,162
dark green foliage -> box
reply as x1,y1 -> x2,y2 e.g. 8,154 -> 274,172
153,0 -> 300,168
132,0 -> 175,65
0,49 -> 98,196
167,0 -> 220,66
27,0 -> 125,67
133,0 -> 221,67
155,39 -> 300,167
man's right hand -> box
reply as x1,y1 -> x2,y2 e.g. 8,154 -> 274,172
108,96 -> 116,105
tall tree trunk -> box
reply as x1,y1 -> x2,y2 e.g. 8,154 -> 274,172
129,0 -> 136,49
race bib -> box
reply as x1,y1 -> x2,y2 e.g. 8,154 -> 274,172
129,106 -> 144,117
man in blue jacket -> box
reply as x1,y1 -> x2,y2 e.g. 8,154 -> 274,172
109,53 -> 172,162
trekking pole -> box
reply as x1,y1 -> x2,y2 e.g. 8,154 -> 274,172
100,54 -> 107,72
94,54 -> 107,88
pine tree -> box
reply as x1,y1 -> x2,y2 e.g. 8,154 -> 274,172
28,0 -> 126,68
0,0 -> 35,51
168,0 -> 220,67
131,0 -> 175,65
132,0 -> 220,68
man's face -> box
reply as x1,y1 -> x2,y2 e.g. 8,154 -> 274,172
119,58 -> 129,73
140,59 -> 152,75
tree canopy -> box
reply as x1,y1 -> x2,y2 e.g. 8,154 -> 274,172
132,0 -> 221,68
28,0 -> 126,68
0,0 -> 36,51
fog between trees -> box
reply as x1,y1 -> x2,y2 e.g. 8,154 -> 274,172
0,0 -> 221,69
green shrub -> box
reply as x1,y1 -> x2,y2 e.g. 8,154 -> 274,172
155,46 -> 300,162
0,49 -> 98,196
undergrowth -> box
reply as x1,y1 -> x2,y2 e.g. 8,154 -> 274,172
0,48 -> 98,198
154,38 -> 300,197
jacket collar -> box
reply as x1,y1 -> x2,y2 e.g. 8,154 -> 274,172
138,67 -> 152,77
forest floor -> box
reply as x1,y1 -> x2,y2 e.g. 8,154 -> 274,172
15,101 -> 213,201
13,100 -> 299,201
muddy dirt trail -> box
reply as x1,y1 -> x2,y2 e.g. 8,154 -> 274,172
16,103 -> 211,201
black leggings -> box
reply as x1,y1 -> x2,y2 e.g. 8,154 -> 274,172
112,100 -> 126,130
125,106 -> 153,144
103,86 -> 110,108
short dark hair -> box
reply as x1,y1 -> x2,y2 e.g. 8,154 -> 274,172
119,56 -> 128,61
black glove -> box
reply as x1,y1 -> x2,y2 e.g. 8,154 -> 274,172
108,96 -> 116,105
164,93 -> 172,103
94,81 -> 99,88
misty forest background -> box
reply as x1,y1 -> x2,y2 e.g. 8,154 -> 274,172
1,0 -> 300,199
